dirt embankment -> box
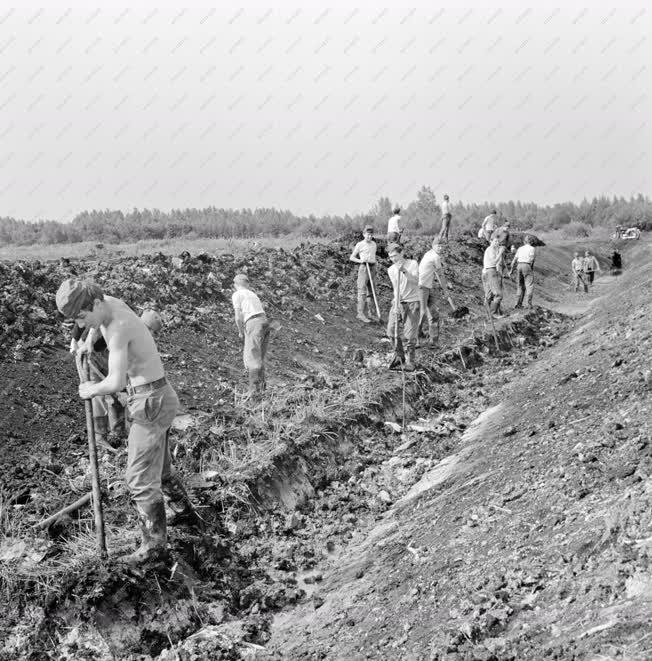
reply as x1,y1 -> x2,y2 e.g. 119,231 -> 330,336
0,234 -> 645,660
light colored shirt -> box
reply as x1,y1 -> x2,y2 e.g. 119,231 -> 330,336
515,244 -> 536,264
387,214 -> 401,234
583,256 -> 600,272
441,200 -> 451,215
232,288 -> 265,324
482,214 -> 497,232
483,244 -> 504,270
351,239 -> 377,264
388,259 -> 420,303
571,257 -> 583,272
418,249 -> 443,289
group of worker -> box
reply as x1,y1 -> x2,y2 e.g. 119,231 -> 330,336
570,250 -> 602,293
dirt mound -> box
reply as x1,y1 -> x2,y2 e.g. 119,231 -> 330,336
0,234 -> 643,659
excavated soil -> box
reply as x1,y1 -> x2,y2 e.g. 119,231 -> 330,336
0,234 -> 649,660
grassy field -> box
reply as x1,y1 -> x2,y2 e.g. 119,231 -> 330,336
0,236 -> 327,262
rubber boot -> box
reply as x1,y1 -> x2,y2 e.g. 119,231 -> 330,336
356,292 -> 370,323
123,499 -> 168,565
162,473 -> 201,528
404,348 -> 416,372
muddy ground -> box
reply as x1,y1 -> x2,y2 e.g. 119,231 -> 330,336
0,234 -> 649,660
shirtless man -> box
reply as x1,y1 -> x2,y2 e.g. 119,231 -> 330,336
55,278 -> 195,564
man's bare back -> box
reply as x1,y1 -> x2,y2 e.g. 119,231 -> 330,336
100,296 -> 165,389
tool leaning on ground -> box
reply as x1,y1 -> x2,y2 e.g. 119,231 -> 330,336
388,269 -> 406,369
75,352 -> 107,558
434,272 -> 469,319
365,262 -> 382,321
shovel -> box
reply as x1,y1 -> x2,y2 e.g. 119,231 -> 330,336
434,272 -> 469,319
388,270 -> 405,369
365,262 -> 382,321
75,352 -> 107,558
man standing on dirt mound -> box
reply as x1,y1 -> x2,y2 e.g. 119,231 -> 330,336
387,206 -> 403,243
418,239 -> 451,347
232,273 -> 274,399
438,194 -> 452,242
349,225 -> 378,324
387,243 -> 420,371
55,278 -> 197,565
480,210 -> 498,243
482,238 -> 505,319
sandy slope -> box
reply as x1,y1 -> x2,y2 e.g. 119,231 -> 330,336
268,242 -> 652,660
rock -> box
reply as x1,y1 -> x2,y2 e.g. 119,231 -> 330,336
377,490 -> 392,504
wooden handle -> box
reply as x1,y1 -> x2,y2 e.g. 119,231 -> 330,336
80,355 -> 107,558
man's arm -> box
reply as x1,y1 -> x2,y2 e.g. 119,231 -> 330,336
349,244 -> 362,263
79,331 -> 128,398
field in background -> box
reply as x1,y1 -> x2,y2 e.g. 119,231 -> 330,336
0,235 -> 328,262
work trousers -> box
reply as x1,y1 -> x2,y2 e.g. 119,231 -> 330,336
572,271 -> 588,293
356,263 -> 376,317
438,213 -> 452,242
387,301 -> 420,350
125,383 -> 179,507
244,314 -> 271,391
585,271 -> 595,286
482,268 -> 503,314
387,231 -> 401,244
515,263 -> 534,308
418,286 -> 440,341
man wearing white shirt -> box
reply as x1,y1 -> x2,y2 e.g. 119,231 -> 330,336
480,210 -> 498,242
387,243 -> 420,371
232,274 -> 271,398
438,194 -> 452,242
482,238 -> 505,318
349,225 -> 378,323
571,251 -> 587,293
387,206 -> 402,243
509,235 -> 536,309
418,239 -> 450,346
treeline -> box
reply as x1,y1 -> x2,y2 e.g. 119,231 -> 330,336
1,188 -> 650,245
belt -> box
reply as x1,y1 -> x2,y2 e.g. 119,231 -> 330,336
127,376 -> 167,396
517,261 -> 533,265
245,312 -> 266,323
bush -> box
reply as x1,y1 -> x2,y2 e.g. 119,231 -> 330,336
561,222 -> 592,238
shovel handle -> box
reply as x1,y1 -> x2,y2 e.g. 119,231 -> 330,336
79,354 -> 107,558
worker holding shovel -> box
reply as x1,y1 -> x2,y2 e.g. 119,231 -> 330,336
56,278 -> 196,564
482,238 -> 506,319
417,239 -> 454,347
387,243 -> 421,371
349,225 -> 380,324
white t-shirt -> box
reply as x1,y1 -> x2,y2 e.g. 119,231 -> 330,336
441,200 -> 451,215
418,249 -> 443,289
571,257 -> 583,272
482,214 -> 497,232
352,239 -> 377,264
483,244 -> 504,270
232,288 -> 265,323
515,244 -> 536,264
388,259 -> 420,303
387,214 -> 401,234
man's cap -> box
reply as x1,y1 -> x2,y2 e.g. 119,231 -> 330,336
443,194 -> 449,200
55,278 -> 103,318
387,242 -> 403,255
363,225 -> 374,233
233,273 -> 250,285
392,206 -> 401,214
141,309 -> 162,332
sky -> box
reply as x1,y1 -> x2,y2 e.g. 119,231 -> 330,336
1,1 -> 651,222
